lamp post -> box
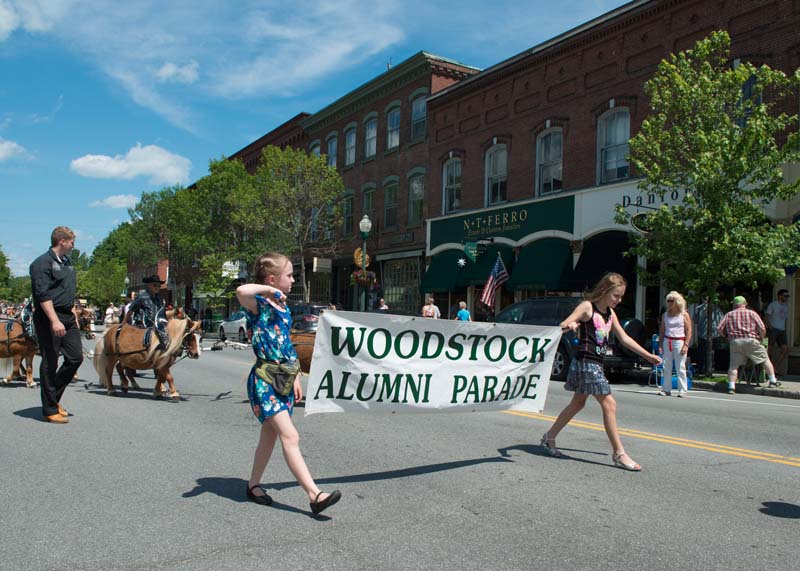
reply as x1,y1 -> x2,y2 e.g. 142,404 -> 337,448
123,276 -> 130,298
359,215 -> 372,311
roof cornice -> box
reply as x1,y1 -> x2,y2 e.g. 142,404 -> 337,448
429,0 -> 659,104
301,51 -> 479,133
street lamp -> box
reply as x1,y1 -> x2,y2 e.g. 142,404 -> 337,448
123,276 -> 130,298
359,215 -> 372,311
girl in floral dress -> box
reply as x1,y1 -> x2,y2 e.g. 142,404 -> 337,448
540,273 -> 662,471
237,252 -> 341,515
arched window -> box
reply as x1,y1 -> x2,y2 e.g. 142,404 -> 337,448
485,144 -> 507,206
309,141 -> 321,156
411,97 -> 426,141
326,134 -> 337,168
344,127 -> 356,166
442,158 -> 461,214
387,107 -> 401,150
342,191 -> 354,236
536,129 -> 563,196
408,174 -> 424,226
384,178 -> 399,230
364,119 -> 377,158
597,108 -> 630,184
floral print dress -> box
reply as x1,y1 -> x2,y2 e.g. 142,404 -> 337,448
244,294 -> 298,423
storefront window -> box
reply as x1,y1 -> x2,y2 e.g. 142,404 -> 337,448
382,258 -> 421,314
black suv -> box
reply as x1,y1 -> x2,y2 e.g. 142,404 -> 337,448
494,297 -> 646,381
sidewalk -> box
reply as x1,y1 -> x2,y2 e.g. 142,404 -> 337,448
689,374 -> 800,399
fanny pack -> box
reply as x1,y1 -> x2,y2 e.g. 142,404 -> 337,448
254,358 -> 300,396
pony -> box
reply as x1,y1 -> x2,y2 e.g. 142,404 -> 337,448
290,331 -> 316,374
75,307 -> 97,339
93,309 -> 201,399
0,317 -> 37,388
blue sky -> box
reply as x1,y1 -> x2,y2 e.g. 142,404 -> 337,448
0,0 -> 628,276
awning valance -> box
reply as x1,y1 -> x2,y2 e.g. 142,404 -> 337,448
420,250 -> 464,293
566,231 -> 636,291
455,244 -> 515,287
507,238 -> 573,291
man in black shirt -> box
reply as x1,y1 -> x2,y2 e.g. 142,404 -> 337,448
29,226 -> 83,424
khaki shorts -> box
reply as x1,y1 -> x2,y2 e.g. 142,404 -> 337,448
729,338 -> 769,369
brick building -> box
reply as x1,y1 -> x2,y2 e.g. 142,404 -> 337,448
285,52 -> 477,312
422,0 -> 800,339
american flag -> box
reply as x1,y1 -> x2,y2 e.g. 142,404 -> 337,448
479,253 -> 509,307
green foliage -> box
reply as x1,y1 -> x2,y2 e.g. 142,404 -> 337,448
0,245 -> 10,290
78,257 -> 127,305
195,253 -> 237,309
6,275 -> 31,301
616,30 -> 800,295
231,145 -> 345,301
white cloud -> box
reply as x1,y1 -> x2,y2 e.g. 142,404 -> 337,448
0,138 -> 25,161
70,143 -> 191,185
155,60 -> 199,84
0,0 -> 628,131
0,0 -> 74,40
90,194 -> 139,209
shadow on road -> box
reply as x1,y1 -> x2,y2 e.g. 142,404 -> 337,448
12,406 -> 47,422
184,456 -> 513,504
759,501 -> 800,519
498,443 -> 614,468
182,476 -> 324,518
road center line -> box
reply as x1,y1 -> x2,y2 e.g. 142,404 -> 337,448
614,388 -> 800,408
503,410 -> 800,468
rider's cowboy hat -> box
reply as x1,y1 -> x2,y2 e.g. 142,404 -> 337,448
142,274 -> 166,284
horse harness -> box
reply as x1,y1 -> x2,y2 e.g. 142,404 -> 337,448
109,322 -> 195,360
1,317 -> 30,350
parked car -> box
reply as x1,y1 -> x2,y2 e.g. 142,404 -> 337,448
289,302 -> 329,332
493,297 -> 646,381
218,310 -> 250,343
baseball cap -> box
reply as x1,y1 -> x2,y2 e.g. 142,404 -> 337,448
733,295 -> 746,306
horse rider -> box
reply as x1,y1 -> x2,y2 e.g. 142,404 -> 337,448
124,274 -> 168,349
19,298 -> 35,341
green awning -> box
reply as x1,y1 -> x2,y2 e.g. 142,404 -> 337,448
565,231 -> 635,291
455,244 -> 515,287
420,250 -> 466,293
507,238 -> 573,291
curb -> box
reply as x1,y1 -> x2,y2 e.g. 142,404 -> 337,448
690,379 -> 800,400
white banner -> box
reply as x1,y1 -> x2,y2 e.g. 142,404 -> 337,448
305,311 -> 561,415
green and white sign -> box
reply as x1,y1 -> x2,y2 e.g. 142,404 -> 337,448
305,311 -> 561,415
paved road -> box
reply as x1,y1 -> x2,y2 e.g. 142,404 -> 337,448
1,339 -> 798,571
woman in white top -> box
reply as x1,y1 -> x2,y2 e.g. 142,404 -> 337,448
659,291 -> 693,397
421,297 -> 440,319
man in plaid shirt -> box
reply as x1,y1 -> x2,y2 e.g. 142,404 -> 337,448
717,296 -> 780,394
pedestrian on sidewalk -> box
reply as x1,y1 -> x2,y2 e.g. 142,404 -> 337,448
236,252 -> 341,515
421,296 -> 441,319
717,295 -> 781,393
454,300 -> 471,321
658,291 -> 693,397
764,289 -> 790,375
540,272 -> 662,471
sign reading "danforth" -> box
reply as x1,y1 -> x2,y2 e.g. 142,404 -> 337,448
305,311 -> 561,415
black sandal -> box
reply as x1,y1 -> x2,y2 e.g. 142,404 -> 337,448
246,484 -> 273,506
310,490 -> 341,515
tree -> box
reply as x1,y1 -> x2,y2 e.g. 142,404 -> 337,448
75,223 -> 135,306
232,146 -> 344,302
7,276 -> 31,301
194,253 -> 237,316
616,31 -> 800,375
0,245 -> 10,298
